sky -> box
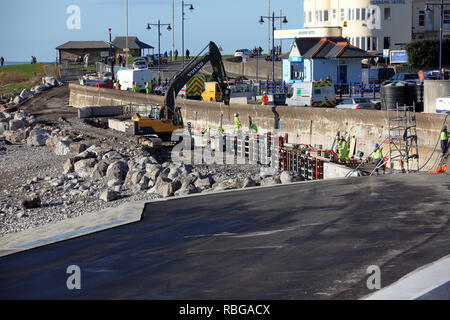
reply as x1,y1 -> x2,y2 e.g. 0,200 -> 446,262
0,0 -> 304,62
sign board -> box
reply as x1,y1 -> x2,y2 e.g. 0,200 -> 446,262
100,51 -> 109,57
242,54 -> 247,63
390,50 -> 408,64
383,49 -> 390,58
274,27 -> 342,40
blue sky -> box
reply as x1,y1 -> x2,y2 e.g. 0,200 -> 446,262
0,0 -> 304,62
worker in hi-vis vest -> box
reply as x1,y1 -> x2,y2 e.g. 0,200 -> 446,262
440,125 -> 450,155
337,137 -> 350,164
234,113 -> 241,132
248,116 -> 258,134
132,82 -> 140,93
145,82 -> 151,95
261,93 -> 269,106
371,143 -> 385,175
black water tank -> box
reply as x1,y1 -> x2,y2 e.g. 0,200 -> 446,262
381,82 -> 418,110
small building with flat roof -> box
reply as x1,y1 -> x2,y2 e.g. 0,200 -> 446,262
112,37 -> 154,57
56,41 -> 118,64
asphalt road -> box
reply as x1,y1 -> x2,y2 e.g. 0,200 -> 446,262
1,173 -> 449,299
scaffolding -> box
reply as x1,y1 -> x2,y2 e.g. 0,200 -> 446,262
387,104 -> 420,173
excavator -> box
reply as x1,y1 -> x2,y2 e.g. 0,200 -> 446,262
126,41 -> 230,143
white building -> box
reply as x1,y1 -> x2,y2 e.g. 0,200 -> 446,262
301,0 -> 450,54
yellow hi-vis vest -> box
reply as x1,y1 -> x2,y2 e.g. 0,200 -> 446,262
371,149 -> 383,159
441,131 -> 450,141
234,117 -> 241,131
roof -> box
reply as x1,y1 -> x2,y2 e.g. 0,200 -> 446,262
56,41 -> 117,50
291,37 -> 375,59
112,37 -> 154,50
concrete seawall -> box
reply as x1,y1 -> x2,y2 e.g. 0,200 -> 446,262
69,83 -> 447,170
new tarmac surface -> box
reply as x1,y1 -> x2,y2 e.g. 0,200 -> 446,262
0,173 -> 449,299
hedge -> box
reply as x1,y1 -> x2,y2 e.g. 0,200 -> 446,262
405,39 -> 450,69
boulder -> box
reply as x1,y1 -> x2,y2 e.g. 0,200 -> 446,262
13,95 -> 22,105
154,176 -> 181,198
92,160 -> 110,180
74,158 -> 97,178
54,140 -> 72,156
63,159 -> 74,174
22,196 -> 41,209
0,122 -> 9,134
213,179 -> 239,192
19,89 -> 33,100
280,171 -> 294,184
26,130 -> 49,147
195,176 -> 213,189
69,143 -> 87,154
9,119 -> 25,131
242,177 -> 259,188
99,190 -> 118,202
260,176 -> 281,186
260,167 -> 280,179
105,161 -> 129,181
107,179 -> 123,188
174,183 -> 198,197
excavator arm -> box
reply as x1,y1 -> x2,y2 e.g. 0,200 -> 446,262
164,41 -> 230,121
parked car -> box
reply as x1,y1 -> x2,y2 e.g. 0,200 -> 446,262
361,68 -> 395,84
116,69 -> 153,91
335,97 -> 377,110
154,54 -> 168,64
421,70 -> 450,83
234,49 -> 253,58
383,73 -> 420,85
132,58 -> 148,70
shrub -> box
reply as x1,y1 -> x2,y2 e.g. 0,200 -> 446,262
405,39 -> 450,69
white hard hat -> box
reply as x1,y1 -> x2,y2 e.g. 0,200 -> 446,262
234,113 -> 239,117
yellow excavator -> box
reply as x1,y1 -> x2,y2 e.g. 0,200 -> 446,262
126,41 -> 231,141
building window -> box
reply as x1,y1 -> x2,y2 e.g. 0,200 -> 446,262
341,8 -> 345,21
361,37 -> 366,50
384,8 -> 391,20
444,10 -> 450,29
309,11 -> 312,23
418,10 -> 425,27
367,37 -> 371,51
324,10 -> 329,22
372,37 -> 378,51
316,10 -> 319,22
356,37 -> 360,48
348,8 -> 352,21
361,8 -> 366,20
333,9 -> 337,20
356,8 -> 360,20
384,37 -> 390,50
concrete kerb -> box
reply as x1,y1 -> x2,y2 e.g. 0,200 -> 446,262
362,254 -> 450,300
0,201 -> 146,257
0,176 -> 359,257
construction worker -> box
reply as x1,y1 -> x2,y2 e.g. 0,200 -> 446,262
132,82 -> 140,93
217,126 -> 224,134
440,125 -> 450,155
261,92 -> 269,106
145,82 -> 151,95
202,125 -> 212,146
234,113 -> 241,133
115,80 -> 121,91
249,116 -> 258,134
337,137 -> 350,164
371,144 -> 385,175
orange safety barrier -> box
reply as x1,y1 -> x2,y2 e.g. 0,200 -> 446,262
429,164 -> 447,174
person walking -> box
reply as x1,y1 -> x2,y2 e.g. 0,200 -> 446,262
186,49 -> 190,60
261,92 -> 269,106
337,137 -> 350,164
234,113 -> 241,133
0,56 -> 4,66
371,143 -> 385,175
440,125 -> 450,155
174,49 -> 179,61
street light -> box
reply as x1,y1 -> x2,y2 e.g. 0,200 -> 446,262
424,1 -> 450,77
259,11 -> 288,90
147,21 -> 172,84
182,0 -> 195,68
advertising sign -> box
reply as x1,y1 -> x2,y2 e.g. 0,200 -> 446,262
390,50 -> 408,64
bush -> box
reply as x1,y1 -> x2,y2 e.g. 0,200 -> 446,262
405,39 -> 450,69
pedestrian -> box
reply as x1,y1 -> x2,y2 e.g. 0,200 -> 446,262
0,56 -> 4,66
132,82 -> 140,92
115,80 -> 121,91
174,49 -> 178,61
442,67 -> 449,80
440,125 -> 450,155
371,143 -> 385,175
118,55 -> 122,66
164,51 -> 168,59
234,113 -> 241,132
337,137 -> 350,164
145,82 -> 151,95
326,75 -> 331,82
186,49 -> 190,60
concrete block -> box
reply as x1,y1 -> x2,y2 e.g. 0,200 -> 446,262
323,162 -> 359,179
78,106 -> 124,119
108,119 -> 127,132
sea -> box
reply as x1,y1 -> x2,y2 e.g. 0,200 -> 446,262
1,61 -> 52,66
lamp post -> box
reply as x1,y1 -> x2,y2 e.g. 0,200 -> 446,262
147,21 -> 172,84
108,28 -> 112,57
259,12 -> 288,90
182,0 -> 195,68
425,1 -> 450,77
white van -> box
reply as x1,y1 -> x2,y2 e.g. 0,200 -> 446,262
116,69 -> 153,92
286,81 -> 337,107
